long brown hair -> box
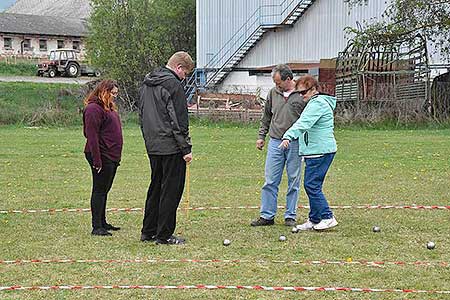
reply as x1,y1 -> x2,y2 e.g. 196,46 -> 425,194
83,80 -> 118,111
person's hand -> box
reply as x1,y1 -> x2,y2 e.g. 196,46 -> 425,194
256,139 -> 265,150
278,139 -> 290,149
183,152 -> 193,163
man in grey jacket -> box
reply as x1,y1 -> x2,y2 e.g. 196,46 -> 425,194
251,64 -> 306,227
138,51 -> 194,245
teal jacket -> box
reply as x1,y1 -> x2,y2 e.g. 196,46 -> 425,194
283,93 -> 337,156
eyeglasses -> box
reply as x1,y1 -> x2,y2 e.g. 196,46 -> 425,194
298,87 -> 312,96
111,91 -> 118,96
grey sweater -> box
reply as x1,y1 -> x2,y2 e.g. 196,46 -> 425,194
258,87 -> 306,140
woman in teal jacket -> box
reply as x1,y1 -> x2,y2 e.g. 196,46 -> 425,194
279,75 -> 338,231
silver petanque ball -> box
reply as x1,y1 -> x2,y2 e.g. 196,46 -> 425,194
372,226 -> 381,233
291,226 -> 299,233
279,235 -> 287,242
223,239 -> 231,246
427,241 -> 435,250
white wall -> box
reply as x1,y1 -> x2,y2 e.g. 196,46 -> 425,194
238,0 -> 388,67
219,71 -> 312,99
196,0 -> 261,67
0,34 -> 86,58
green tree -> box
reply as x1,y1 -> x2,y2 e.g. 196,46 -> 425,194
345,0 -> 450,60
86,0 -> 196,108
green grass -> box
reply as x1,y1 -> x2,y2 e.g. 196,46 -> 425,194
0,82 -> 148,127
0,82 -> 85,126
1,124 -> 450,299
0,62 -> 38,76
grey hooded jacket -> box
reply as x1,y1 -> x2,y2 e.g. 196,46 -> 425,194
138,67 -> 192,156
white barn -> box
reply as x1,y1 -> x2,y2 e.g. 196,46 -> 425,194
0,0 -> 90,58
0,13 -> 87,58
195,0 -> 447,98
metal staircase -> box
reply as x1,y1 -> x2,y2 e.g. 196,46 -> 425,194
185,0 -> 316,101
283,0 -> 315,25
184,69 -> 205,104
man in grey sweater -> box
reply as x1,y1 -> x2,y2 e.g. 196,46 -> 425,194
251,64 -> 306,227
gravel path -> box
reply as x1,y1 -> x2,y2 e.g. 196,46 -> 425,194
0,76 -> 94,85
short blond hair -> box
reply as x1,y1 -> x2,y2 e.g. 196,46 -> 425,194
167,51 -> 194,72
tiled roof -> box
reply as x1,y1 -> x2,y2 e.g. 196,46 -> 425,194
6,0 -> 91,20
0,13 -> 87,37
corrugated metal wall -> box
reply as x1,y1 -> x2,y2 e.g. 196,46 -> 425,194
196,0 -> 261,67
239,0 -> 388,67
197,0 -> 388,68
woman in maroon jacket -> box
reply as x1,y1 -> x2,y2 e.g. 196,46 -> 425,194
83,80 -> 123,236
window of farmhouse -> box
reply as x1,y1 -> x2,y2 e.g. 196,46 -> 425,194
23,39 -> 31,50
39,40 -> 47,51
73,41 -> 80,50
3,37 -> 12,49
57,40 -> 65,49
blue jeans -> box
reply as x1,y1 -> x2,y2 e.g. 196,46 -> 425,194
260,138 -> 301,220
303,153 -> 335,223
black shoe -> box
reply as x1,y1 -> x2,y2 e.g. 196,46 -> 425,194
250,217 -> 274,226
105,223 -> 121,231
140,233 -> 156,242
155,235 -> 185,245
284,218 -> 296,227
91,228 -> 112,236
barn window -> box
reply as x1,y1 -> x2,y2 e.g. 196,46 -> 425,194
23,39 -> 31,50
72,40 -> 80,50
39,39 -> 47,51
3,37 -> 12,49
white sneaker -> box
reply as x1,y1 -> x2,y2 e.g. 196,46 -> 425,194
296,219 -> 317,231
313,217 -> 338,230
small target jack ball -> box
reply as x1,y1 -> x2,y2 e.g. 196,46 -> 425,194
279,235 -> 287,242
372,226 -> 381,233
291,226 -> 299,233
427,241 -> 435,250
223,239 -> 231,246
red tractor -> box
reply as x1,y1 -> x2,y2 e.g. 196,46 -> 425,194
37,49 -> 100,78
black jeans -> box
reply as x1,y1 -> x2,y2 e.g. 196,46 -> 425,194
85,153 -> 119,230
142,153 -> 186,240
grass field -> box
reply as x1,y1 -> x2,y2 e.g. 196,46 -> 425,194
0,82 -> 84,126
1,124 -> 450,299
0,62 -> 38,77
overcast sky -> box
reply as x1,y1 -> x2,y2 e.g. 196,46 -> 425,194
0,0 -> 16,12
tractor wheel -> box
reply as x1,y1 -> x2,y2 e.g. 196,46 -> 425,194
66,62 -> 80,78
48,69 -> 56,78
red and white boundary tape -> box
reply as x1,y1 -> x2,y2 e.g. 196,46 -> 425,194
1,204 -> 450,214
1,284 -> 449,294
0,258 -> 448,268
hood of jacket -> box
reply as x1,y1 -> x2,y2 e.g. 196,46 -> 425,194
143,67 -> 181,87
313,93 -> 336,110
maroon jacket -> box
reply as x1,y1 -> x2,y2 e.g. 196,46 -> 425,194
83,98 -> 123,168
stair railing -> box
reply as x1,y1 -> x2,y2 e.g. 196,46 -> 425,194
204,1 -> 308,71
186,0 -> 313,98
